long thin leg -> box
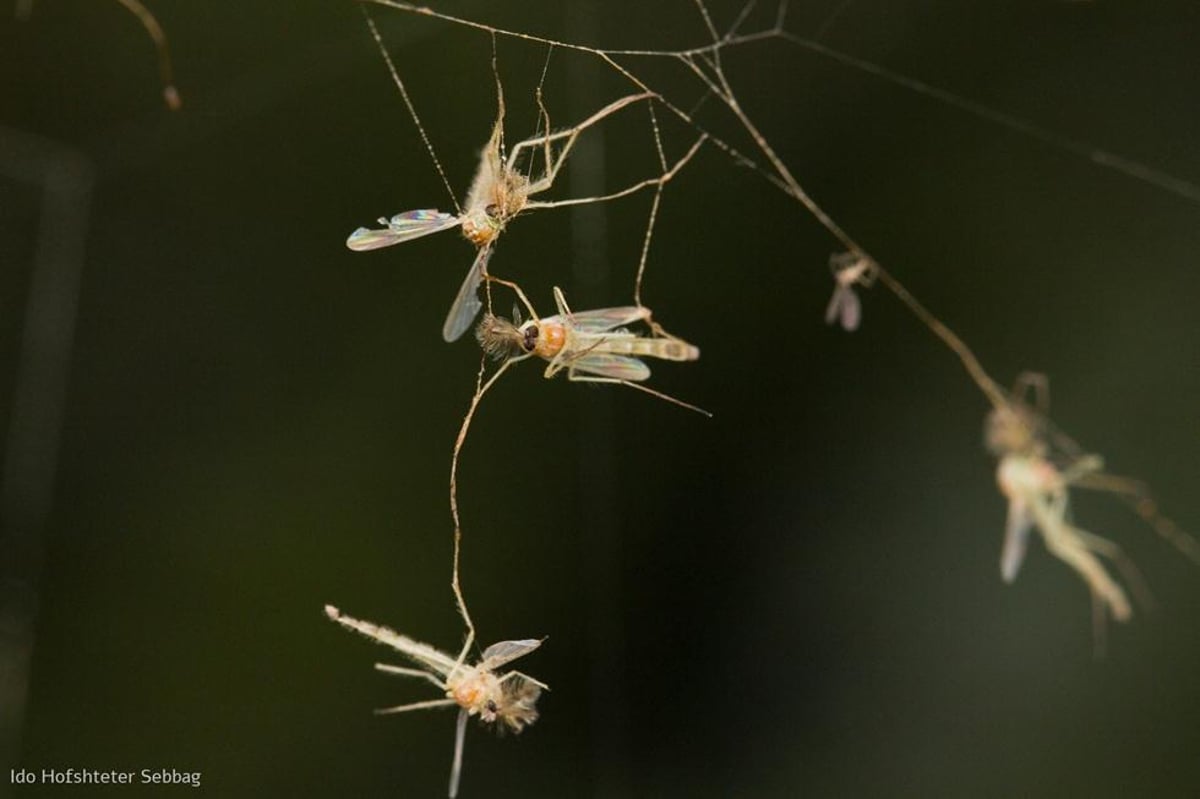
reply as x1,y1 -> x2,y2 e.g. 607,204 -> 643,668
1036,508 -> 1132,623
566,372 -> 710,416
505,92 -> 656,177
524,132 -> 705,211
1072,471 -> 1200,567
499,670 -> 550,691
449,708 -> 469,799
1072,528 -> 1156,614
484,274 -> 539,323
375,698 -> 458,715
375,663 -> 449,690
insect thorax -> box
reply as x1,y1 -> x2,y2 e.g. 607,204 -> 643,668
984,406 -> 1042,458
532,323 -> 565,359
460,173 -> 529,246
461,210 -> 501,246
448,668 -> 502,717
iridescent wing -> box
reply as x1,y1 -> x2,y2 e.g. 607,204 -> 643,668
567,352 -> 652,382
479,638 -> 543,671
825,284 -> 861,331
448,707 -> 469,799
346,209 -> 461,251
442,243 -> 494,342
1000,497 -> 1033,583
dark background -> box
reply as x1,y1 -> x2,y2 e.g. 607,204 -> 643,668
3,1 -> 1199,796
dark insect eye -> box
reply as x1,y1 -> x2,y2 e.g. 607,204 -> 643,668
486,700 -> 498,714
485,203 -> 500,218
522,325 -> 538,352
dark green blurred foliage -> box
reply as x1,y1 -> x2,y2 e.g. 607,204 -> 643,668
2,1 -> 1199,796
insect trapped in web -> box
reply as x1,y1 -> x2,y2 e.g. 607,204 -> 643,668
475,281 -> 708,415
324,605 -> 546,799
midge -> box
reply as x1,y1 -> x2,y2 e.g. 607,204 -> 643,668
983,372 -> 1200,654
824,250 -> 876,332
986,395 -> 1135,637
324,605 -> 546,799
475,285 -> 708,415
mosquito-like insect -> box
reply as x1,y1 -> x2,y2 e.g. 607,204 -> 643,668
824,250 -> 876,332
981,372 -> 1200,654
325,605 -> 546,799
474,283 -> 707,415
986,401 -> 1133,626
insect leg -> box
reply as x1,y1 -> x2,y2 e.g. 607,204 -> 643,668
375,663 -> 449,690
499,670 -> 550,691
565,372 -> 710,416
506,92 -> 656,182
374,698 -> 459,715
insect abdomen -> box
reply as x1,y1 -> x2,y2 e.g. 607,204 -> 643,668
614,338 -> 699,361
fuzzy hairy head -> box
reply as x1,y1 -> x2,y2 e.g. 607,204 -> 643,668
476,313 -> 527,361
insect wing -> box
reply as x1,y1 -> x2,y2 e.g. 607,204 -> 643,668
562,306 -> 650,334
448,707 -> 469,799
442,243 -> 493,342
568,352 -> 652,382
346,209 -> 460,251
839,286 -> 861,331
1000,496 -> 1033,583
479,638 -> 543,671
825,285 -> 860,331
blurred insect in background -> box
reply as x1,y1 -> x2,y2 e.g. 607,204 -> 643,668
16,0 -> 181,109
475,282 -> 708,415
984,372 -> 1199,655
325,605 -> 546,799
824,250 -> 876,332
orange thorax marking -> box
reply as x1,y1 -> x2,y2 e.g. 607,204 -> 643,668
535,324 -> 566,359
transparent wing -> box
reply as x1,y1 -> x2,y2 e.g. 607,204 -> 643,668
824,286 -> 842,326
442,243 -> 494,342
1000,497 -> 1033,583
479,638 -> 543,671
563,306 -> 650,334
568,352 -> 652,382
825,285 -> 860,331
839,286 -> 861,331
346,209 -> 460,251
448,707 -> 469,799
